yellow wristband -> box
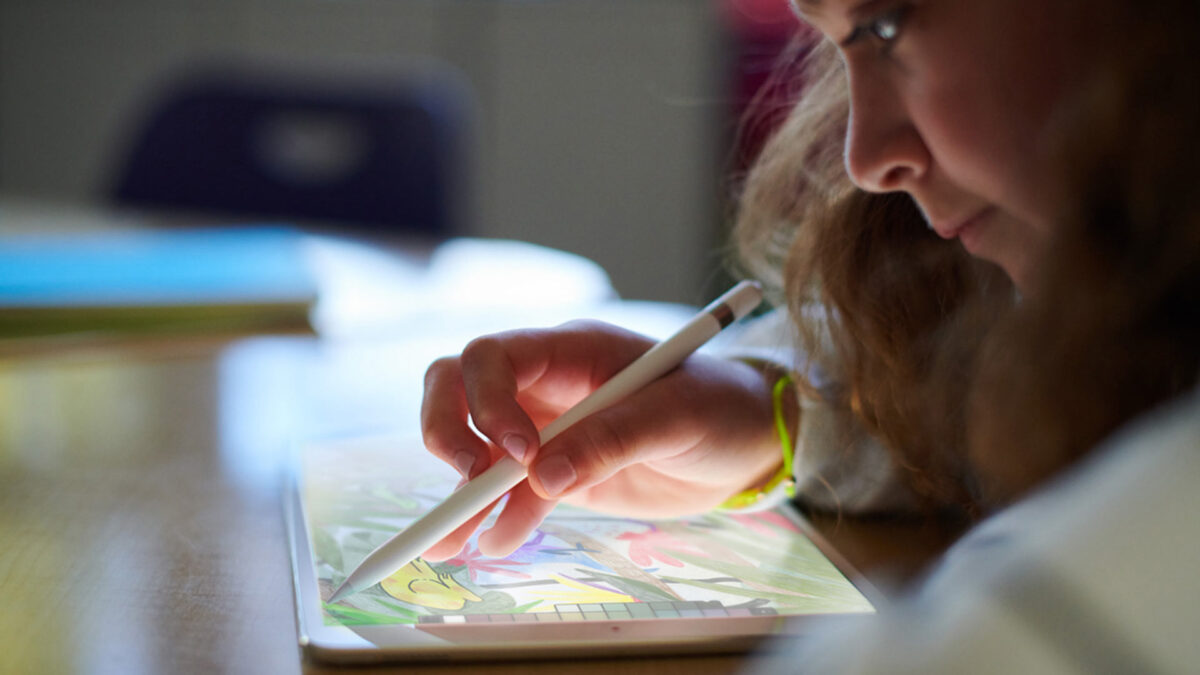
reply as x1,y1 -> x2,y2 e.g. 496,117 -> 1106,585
719,373 -> 797,511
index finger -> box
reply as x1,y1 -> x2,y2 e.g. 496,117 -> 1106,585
460,322 -> 655,461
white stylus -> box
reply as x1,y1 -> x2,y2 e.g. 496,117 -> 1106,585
328,280 -> 764,604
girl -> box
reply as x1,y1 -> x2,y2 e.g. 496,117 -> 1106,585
421,0 -> 1199,668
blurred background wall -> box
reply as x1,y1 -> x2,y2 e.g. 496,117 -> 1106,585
0,0 -> 798,305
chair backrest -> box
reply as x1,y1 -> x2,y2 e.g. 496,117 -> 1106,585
111,62 -> 470,236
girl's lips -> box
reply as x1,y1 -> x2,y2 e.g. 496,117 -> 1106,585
932,207 -> 995,243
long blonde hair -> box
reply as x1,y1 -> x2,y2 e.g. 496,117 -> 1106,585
732,5 -> 1199,512
734,39 -> 1009,514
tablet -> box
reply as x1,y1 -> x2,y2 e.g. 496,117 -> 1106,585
285,434 -> 878,663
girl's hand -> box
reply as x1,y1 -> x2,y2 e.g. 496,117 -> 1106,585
419,320 -> 786,560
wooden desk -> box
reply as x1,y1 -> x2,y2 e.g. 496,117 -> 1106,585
0,336 -> 963,674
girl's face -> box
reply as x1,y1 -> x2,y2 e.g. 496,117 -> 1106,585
794,0 -> 1088,288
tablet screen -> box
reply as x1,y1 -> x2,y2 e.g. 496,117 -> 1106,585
286,435 -> 875,662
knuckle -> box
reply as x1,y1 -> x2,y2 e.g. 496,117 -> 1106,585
460,334 -> 502,368
421,419 -> 465,459
556,318 -> 604,333
469,408 -> 504,436
421,423 -> 453,455
423,355 -> 460,387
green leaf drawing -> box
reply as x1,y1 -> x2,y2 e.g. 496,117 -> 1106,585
664,548 -> 865,604
693,531 -> 851,588
499,600 -> 543,614
323,603 -> 417,626
660,549 -> 817,598
369,484 -> 422,511
337,517 -> 407,533
656,575 -> 865,612
656,576 -> 808,605
577,568 -> 677,602
312,527 -> 343,573
463,590 -> 519,614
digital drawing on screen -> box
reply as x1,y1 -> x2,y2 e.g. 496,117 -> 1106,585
300,437 -> 873,627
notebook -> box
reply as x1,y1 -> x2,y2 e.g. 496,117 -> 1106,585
0,226 -> 316,341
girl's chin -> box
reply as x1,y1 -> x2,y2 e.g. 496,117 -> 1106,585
959,212 -> 1034,290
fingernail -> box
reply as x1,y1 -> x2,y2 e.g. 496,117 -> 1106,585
454,451 -> 475,479
535,455 -> 577,498
501,434 -> 527,462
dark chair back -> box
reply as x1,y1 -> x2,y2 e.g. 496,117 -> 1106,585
111,63 -> 470,236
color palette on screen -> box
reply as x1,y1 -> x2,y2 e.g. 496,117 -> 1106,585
417,600 -> 779,624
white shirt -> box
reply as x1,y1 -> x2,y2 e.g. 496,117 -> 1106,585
748,384 -> 1200,674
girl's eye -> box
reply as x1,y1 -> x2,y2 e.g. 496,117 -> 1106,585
843,5 -> 911,52
869,8 -> 906,42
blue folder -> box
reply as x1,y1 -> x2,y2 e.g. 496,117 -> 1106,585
0,226 -> 317,338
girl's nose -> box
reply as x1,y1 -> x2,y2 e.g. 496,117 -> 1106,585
843,66 -> 930,193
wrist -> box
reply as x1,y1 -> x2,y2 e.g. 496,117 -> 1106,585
719,371 -> 799,511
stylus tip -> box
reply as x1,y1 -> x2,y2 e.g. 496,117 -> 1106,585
327,580 -> 354,604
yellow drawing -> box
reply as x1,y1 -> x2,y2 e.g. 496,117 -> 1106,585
381,558 -> 482,610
